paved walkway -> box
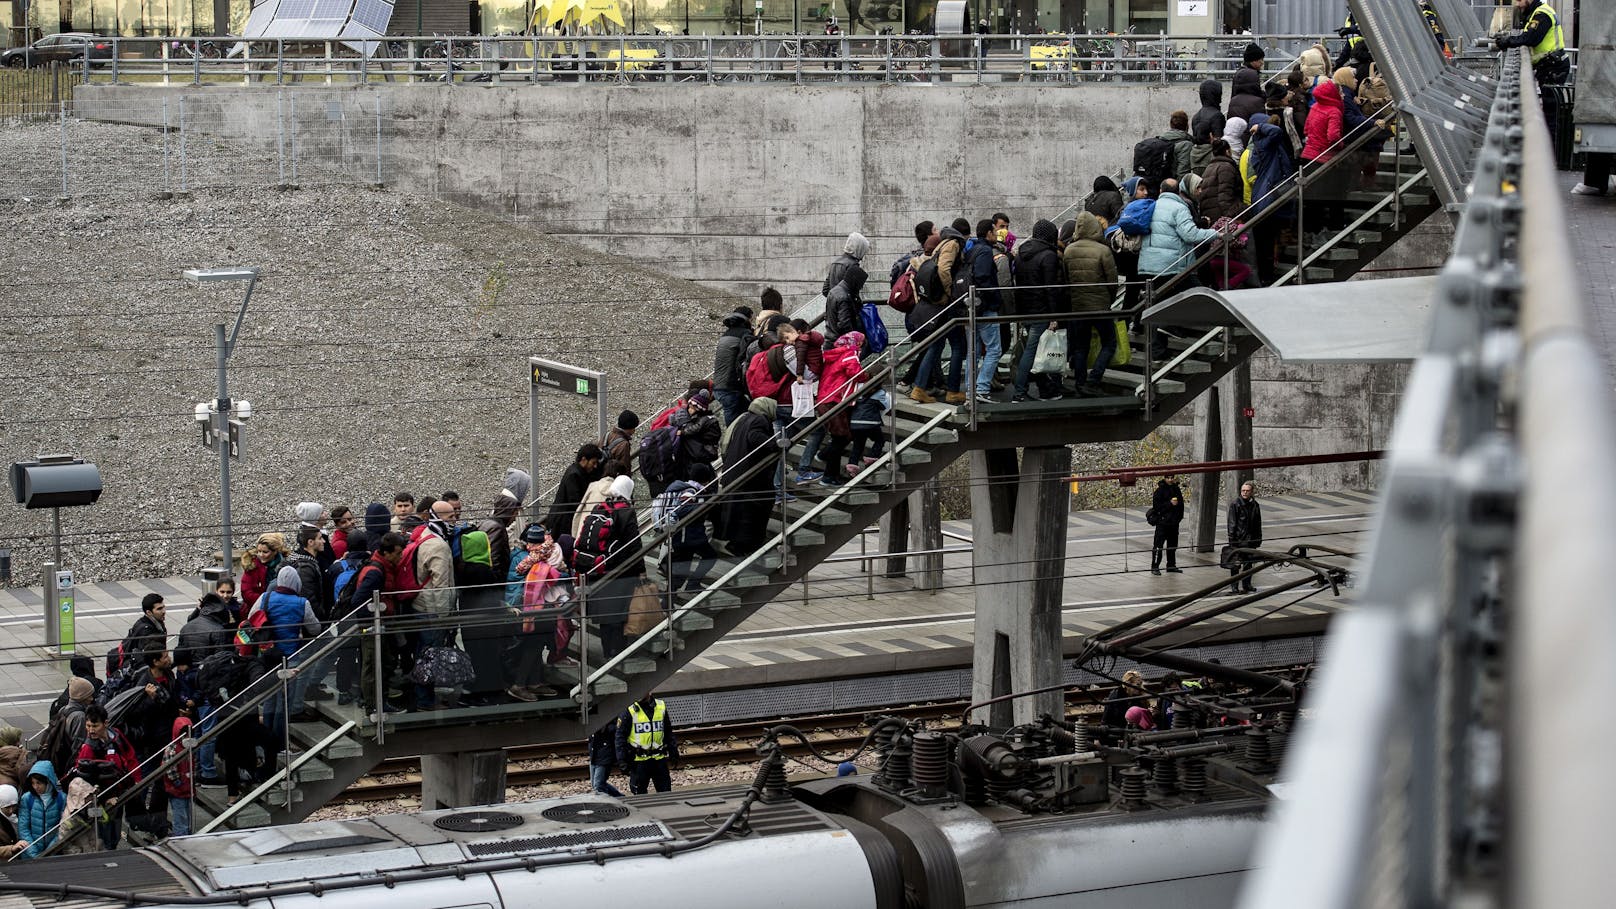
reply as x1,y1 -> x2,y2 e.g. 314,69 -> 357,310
1561,171 -> 1616,386
0,491 -> 1374,734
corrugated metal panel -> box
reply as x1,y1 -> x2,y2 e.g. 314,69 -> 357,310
1250,0 -> 1336,38
1576,0 -> 1616,128
388,0 -> 468,34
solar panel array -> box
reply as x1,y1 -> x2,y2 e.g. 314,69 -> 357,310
241,0 -> 395,50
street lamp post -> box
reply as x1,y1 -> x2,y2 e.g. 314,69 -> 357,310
184,267 -> 258,582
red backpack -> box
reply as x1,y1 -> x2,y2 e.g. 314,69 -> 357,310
573,499 -> 632,578
394,536 -> 426,604
648,402 -> 680,432
887,267 -> 917,313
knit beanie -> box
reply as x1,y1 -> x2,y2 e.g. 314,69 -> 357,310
68,677 -> 94,704
1243,42 -> 1264,64
0,784 -> 16,810
609,476 -> 635,500
295,502 -> 323,523
617,410 -> 641,431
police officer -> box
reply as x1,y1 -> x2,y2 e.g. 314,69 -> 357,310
616,691 -> 678,794
1496,0 -> 1569,152
1421,1 -> 1449,55
1334,9 -> 1365,70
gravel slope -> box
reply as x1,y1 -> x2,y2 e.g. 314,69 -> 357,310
0,119 -> 739,585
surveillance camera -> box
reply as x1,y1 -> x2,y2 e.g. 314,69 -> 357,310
236,399 -> 252,421
194,402 -> 213,423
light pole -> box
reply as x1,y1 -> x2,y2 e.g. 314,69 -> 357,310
184,266 -> 258,582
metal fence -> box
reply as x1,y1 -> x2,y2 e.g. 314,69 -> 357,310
0,63 -> 75,119
57,32 -> 1351,86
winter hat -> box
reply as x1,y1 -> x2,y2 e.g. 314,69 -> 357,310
1092,175 -> 1118,193
1243,42 -> 1265,65
609,476 -> 635,500
1223,117 -> 1248,156
0,725 -> 19,747
502,468 -> 533,506
295,502 -> 324,523
0,784 -> 16,810
1249,112 -> 1270,128
1333,66 -> 1358,90
67,677 -> 95,704
922,234 -> 942,255
1032,218 -> 1058,245
688,390 -> 713,412
520,523 -> 549,544
835,331 -> 865,351
345,530 -> 370,557
842,231 -> 870,260
275,565 -> 301,593
617,410 -> 641,431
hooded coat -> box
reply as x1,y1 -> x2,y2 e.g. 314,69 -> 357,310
1084,176 -> 1125,225
18,760 -> 64,858
1012,219 -> 1067,316
455,531 -> 508,694
713,311 -> 754,393
263,566 -> 317,657
717,397 -> 779,553
1228,65 -> 1266,122
1302,79 -> 1345,163
545,459 -> 603,540
1190,80 -> 1227,173
163,717 -> 193,799
1061,213 -> 1118,313
1138,192 -> 1220,277
364,503 -> 392,544
1249,122 -> 1298,217
176,597 -> 235,667
822,264 -> 868,345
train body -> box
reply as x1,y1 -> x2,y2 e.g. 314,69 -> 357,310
0,779 -> 1267,909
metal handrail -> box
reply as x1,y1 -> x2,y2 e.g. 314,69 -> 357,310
197,720 -> 358,833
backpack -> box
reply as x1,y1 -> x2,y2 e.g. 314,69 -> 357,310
233,607 -> 274,658
887,267 -> 917,313
860,303 -> 889,354
648,402 -> 680,432
38,702 -> 84,777
394,536 -> 426,604
991,249 -> 1017,314
1357,63 -> 1392,117
196,649 -> 249,706
638,426 -> 682,484
104,641 -> 128,679
1132,135 -> 1176,187
336,562 -> 385,616
97,666 -> 135,704
330,562 -> 360,613
1118,199 -> 1157,237
573,499 -> 631,578
915,256 -> 944,304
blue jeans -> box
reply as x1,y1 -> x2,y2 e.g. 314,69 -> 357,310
169,797 -> 192,837
774,415 -> 809,488
290,646 -> 330,715
916,325 -> 966,392
796,427 -> 826,474
714,388 -> 747,426
973,313 -> 1002,395
261,651 -> 300,743
591,761 -> 623,797
195,703 -> 216,778
1069,318 -> 1118,385
1014,319 -> 1056,396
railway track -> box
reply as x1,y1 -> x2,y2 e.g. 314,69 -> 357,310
333,697 -> 1104,804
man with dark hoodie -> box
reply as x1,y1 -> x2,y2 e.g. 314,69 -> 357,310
477,468 -> 530,581
1227,43 -> 1266,122
1010,218 -> 1067,403
1189,79 -> 1226,177
1084,175 -> 1125,226
713,308 -> 754,425
822,260 -> 869,351
544,443 -> 604,535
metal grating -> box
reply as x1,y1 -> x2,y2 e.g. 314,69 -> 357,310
433,810 -> 525,833
541,802 -> 631,824
465,823 -> 667,856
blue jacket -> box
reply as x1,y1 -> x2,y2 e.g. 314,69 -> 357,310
1250,123 -> 1298,218
18,759 -> 64,858
1138,192 -> 1220,277
264,590 -> 310,658
963,239 -> 999,311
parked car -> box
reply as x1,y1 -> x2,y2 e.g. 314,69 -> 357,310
1,33 -> 113,68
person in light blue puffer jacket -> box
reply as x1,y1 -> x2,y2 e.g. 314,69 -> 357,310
1138,179 -> 1221,358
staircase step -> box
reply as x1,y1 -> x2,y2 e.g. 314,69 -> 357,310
768,521 -> 826,546
289,721 -> 364,760
195,788 -> 271,829
1103,368 -> 1186,395
891,417 -> 961,444
674,610 -> 715,631
263,785 -> 306,809
895,446 -> 933,466
277,753 -> 334,782
619,657 -> 658,675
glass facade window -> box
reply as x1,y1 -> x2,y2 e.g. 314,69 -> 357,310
33,0 -> 235,36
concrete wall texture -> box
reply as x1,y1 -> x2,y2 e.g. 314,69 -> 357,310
78,82 -> 1450,492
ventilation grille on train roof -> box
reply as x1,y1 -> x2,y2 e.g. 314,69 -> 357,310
433,810 -> 525,833
465,822 -> 666,857
541,802 -> 631,824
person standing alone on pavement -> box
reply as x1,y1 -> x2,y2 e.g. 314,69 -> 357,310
1225,482 -> 1263,593
1150,476 -> 1185,575
616,691 -> 678,794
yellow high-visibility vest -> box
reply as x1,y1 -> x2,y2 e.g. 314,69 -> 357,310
1528,4 -> 1565,66
626,700 -> 667,761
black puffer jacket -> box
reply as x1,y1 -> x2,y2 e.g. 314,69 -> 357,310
1191,79 -> 1226,144
823,264 -> 868,344
1228,65 -> 1266,122
822,252 -> 863,297
176,599 -> 235,666
1011,219 -> 1067,316
1152,480 -> 1185,526
713,312 -> 753,393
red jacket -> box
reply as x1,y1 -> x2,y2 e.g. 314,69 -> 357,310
817,344 -> 864,406
77,728 -> 141,786
163,717 -> 193,799
1301,80 -> 1345,163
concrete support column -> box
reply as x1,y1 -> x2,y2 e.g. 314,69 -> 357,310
908,477 -> 943,592
968,447 -> 1069,727
1193,385 -> 1223,554
879,497 -> 910,578
421,749 -> 508,810
1225,362 -> 1255,487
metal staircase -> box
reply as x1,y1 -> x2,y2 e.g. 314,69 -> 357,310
157,111 -> 1449,836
